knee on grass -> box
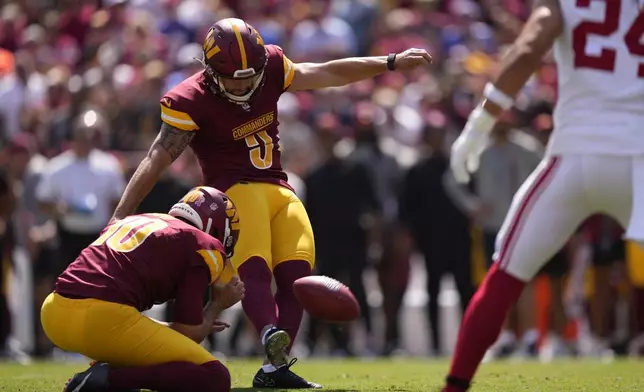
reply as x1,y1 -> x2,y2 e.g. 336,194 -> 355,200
195,361 -> 231,392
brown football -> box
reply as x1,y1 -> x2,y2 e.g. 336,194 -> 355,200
293,276 -> 360,323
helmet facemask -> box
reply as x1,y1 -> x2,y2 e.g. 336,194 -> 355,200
203,56 -> 268,105
222,217 -> 239,258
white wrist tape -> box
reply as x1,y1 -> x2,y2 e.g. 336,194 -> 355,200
464,105 -> 496,136
483,82 -> 514,110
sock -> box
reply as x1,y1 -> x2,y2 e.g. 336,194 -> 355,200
497,330 -> 516,347
444,264 -> 525,391
261,326 -> 277,346
262,364 -> 277,373
274,260 -> 311,353
238,257 -> 278,336
521,328 -> 539,346
108,360 -> 230,392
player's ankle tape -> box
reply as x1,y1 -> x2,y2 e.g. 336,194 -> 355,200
446,376 -> 471,390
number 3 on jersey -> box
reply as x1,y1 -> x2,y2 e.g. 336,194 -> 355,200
245,130 -> 274,169
573,0 -> 644,77
92,215 -> 168,252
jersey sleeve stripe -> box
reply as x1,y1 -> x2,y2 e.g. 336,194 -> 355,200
160,105 -> 199,131
197,249 -> 224,282
161,105 -> 196,122
283,55 -> 295,90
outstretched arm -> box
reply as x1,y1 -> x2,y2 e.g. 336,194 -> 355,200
480,0 -> 563,118
287,48 -> 432,91
111,123 -> 194,221
450,0 -> 562,183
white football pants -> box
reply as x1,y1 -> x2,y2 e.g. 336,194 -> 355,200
494,154 -> 644,281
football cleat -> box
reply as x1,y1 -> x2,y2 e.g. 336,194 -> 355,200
252,358 -> 322,389
64,361 -> 109,392
63,361 -> 140,392
263,328 -> 290,368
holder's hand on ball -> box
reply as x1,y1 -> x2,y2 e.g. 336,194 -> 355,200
212,276 -> 245,310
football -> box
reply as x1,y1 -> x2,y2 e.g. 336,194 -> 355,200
293,275 -> 360,323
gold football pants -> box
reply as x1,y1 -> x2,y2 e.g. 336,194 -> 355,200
225,182 -> 315,276
41,293 -> 215,366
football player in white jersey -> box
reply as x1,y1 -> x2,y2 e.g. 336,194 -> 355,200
443,0 -> 644,390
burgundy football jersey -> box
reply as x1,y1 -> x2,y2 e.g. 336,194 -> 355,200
55,214 -> 226,317
159,44 -> 295,192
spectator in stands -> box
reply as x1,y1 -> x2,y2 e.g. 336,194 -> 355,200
36,109 -> 125,279
13,138 -> 55,358
400,122 -> 474,356
3,133 -> 55,358
277,92 -> 318,179
474,113 -> 543,358
304,113 -> 379,356
0,167 -> 14,359
0,0 -> 572,358
584,214 -> 625,357
289,0 -> 358,62
0,49 -> 23,144
347,101 -> 406,356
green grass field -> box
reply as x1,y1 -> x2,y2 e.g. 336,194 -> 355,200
0,359 -> 642,391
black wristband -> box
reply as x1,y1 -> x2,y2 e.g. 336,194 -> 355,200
387,53 -> 397,71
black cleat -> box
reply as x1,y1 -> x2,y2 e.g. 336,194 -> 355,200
64,361 -> 140,392
252,358 -> 322,389
263,328 -> 291,368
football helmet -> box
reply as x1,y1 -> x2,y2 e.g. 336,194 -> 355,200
201,18 -> 267,105
169,186 -> 240,258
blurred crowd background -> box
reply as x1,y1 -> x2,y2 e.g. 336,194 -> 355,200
1,0 -> 643,364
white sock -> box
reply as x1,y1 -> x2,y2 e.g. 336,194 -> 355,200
262,364 -> 277,373
498,330 -> 516,347
261,326 -> 277,346
522,329 -> 539,346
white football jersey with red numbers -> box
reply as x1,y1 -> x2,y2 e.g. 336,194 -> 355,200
550,0 -> 644,155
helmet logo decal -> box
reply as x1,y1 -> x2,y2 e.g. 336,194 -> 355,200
255,29 -> 264,46
225,199 -> 240,230
194,195 -> 205,207
210,202 -> 218,211
204,29 -> 220,59
182,189 -> 205,204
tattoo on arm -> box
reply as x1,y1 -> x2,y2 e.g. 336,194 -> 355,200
153,123 -> 195,162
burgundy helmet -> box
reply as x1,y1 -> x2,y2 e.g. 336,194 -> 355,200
201,18 -> 268,105
169,186 -> 240,258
